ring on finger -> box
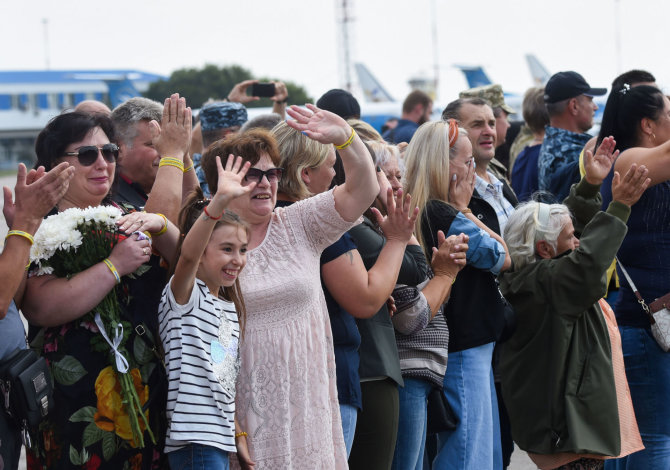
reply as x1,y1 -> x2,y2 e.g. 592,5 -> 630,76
143,247 -> 149,255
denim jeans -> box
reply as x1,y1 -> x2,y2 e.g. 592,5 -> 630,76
604,326 -> 670,470
168,444 -> 229,470
340,403 -> 358,458
434,342 -> 502,470
392,378 -> 433,470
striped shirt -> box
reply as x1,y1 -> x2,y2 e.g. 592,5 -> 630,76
158,277 -> 240,453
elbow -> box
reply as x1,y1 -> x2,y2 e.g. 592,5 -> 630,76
348,302 -> 382,319
501,254 -> 512,272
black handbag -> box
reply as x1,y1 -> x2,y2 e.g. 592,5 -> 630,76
426,387 -> 458,435
0,348 -> 54,446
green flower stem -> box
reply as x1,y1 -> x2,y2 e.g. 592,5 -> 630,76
119,371 -> 145,448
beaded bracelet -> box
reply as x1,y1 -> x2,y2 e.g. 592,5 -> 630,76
5,230 -> 35,245
203,206 -> 222,220
102,258 -> 121,284
150,213 -> 168,236
334,128 -> 356,150
235,432 -> 248,439
158,157 -> 185,172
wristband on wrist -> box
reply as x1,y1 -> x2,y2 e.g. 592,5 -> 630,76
334,128 -> 356,150
460,208 -> 472,214
102,258 -> 121,284
183,162 -> 194,173
203,205 -> 222,220
5,230 -> 35,245
235,431 -> 248,439
150,213 -> 168,236
159,157 -> 185,171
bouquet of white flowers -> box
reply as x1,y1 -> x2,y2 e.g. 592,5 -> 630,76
30,205 -> 155,448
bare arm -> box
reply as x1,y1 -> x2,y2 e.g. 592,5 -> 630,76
22,233 -> 151,327
0,163 -> 74,316
286,104 -> 379,222
614,139 -> 670,187
144,93 -> 192,223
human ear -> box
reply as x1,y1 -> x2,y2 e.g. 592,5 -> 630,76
300,167 -> 311,186
535,240 -> 554,259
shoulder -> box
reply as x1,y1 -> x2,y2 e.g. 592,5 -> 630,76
424,199 -> 458,219
322,232 -> 357,264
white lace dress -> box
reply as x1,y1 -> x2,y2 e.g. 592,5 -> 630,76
234,190 -> 354,469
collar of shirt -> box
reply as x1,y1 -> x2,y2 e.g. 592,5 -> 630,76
475,171 -> 504,199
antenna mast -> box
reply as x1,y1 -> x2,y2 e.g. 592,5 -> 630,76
336,0 -> 355,92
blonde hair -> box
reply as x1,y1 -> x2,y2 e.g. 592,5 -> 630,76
366,140 -> 401,167
347,118 -> 384,142
403,121 -> 467,254
271,121 -> 332,201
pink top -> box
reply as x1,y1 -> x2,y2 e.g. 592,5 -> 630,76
233,190 -> 354,469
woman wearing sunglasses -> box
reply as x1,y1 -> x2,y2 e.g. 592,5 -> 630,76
200,106 -> 378,469
21,112 -> 180,469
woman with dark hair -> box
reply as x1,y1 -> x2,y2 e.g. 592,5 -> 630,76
22,112 -> 180,469
596,84 -> 670,469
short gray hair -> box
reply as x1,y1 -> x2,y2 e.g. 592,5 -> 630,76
545,98 -> 570,118
503,201 -> 571,269
111,97 -> 163,147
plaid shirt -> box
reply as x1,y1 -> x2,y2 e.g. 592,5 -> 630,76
474,171 -> 515,236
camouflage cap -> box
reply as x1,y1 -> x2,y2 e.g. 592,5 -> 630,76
200,101 -> 248,131
459,84 -> 515,114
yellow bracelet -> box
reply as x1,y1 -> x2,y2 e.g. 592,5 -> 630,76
183,163 -> 194,173
460,208 -> 472,215
102,258 -> 121,284
150,213 -> 168,236
25,263 -> 30,271
159,157 -> 185,171
235,431 -> 248,439
334,128 -> 356,150
5,230 -> 35,245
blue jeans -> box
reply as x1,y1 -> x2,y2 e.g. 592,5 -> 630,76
392,378 -> 433,470
604,326 -> 670,470
340,403 -> 358,458
168,444 -> 229,470
434,342 -> 502,470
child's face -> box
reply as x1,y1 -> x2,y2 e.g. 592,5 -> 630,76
200,224 -> 248,289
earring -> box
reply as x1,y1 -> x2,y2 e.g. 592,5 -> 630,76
652,132 -> 657,143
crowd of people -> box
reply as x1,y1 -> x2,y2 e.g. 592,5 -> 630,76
0,67 -> 667,470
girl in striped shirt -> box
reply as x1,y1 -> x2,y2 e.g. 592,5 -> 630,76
159,155 -> 255,470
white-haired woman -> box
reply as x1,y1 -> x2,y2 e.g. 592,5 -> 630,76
499,138 -> 647,470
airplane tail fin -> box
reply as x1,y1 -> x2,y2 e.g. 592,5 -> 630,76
525,54 -> 551,86
354,63 -> 394,103
105,78 -> 140,108
454,65 -> 492,88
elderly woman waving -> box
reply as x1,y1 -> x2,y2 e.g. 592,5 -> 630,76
201,104 -> 378,469
499,138 -> 648,470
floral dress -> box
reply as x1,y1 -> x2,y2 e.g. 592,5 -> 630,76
27,206 -> 168,470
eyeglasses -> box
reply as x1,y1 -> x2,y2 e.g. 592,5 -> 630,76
63,143 -> 119,166
244,167 -> 283,183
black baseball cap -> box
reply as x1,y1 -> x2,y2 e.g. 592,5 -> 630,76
544,71 -> 607,103
316,89 -> 361,120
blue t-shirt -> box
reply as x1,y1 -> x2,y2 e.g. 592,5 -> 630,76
511,144 -> 541,203
382,119 -> 419,144
320,232 -> 362,410
0,301 -> 26,360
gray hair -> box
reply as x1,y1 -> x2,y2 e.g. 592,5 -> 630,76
241,113 -> 283,133
111,97 -> 163,147
545,98 -> 570,118
503,201 -> 571,269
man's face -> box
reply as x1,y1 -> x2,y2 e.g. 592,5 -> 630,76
418,102 -> 433,125
574,95 -> 597,132
459,103 -> 497,166
494,109 -> 511,148
118,120 -> 160,194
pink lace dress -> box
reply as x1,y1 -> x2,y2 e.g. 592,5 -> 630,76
233,190 -> 353,469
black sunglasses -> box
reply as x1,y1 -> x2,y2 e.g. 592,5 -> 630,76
63,143 -> 119,166
244,167 -> 283,183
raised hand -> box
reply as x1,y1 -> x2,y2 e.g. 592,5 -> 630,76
209,155 -> 256,213
152,93 -> 192,160
286,104 -> 352,146
585,136 -> 620,185
431,231 -> 468,278
228,79 -> 260,104
371,188 -> 419,243
270,81 -> 289,103
448,159 -> 476,211
4,162 -> 74,230
611,163 -> 650,207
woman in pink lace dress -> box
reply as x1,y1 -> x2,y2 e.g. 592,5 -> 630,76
200,105 -> 379,469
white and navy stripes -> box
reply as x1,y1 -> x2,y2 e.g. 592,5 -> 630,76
158,277 -> 240,453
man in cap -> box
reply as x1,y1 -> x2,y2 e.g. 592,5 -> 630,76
460,84 -> 516,182
537,71 -> 606,201
316,88 -> 361,120
382,90 -> 433,144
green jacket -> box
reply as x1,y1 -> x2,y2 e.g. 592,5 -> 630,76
499,179 -> 631,456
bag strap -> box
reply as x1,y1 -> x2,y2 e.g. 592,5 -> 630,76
615,256 -> 655,324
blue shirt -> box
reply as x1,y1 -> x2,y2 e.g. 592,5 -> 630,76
474,172 -> 515,236
382,119 -> 419,144
511,143 -> 542,202
0,301 -> 26,360
537,126 -> 591,202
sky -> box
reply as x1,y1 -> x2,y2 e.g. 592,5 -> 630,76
1,0 -> 669,106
